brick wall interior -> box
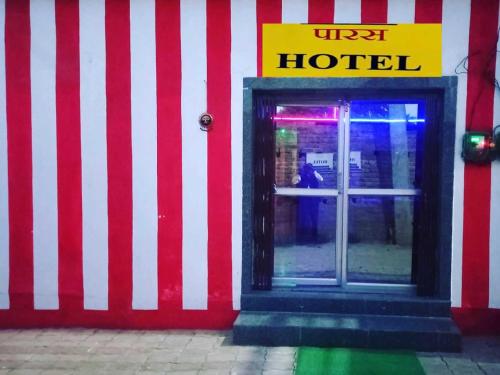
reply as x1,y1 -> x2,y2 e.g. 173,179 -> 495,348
274,104 -> 422,247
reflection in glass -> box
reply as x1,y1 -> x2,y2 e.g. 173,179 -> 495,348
347,196 -> 415,284
349,102 -> 424,189
274,105 -> 338,189
274,196 -> 337,279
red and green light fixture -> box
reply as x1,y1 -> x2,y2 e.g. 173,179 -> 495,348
462,131 -> 496,164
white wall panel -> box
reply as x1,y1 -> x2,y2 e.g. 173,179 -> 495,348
282,0 -> 308,23
333,0 -> 360,23
231,0 -> 257,310
31,0 -> 59,310
443,0 -> 471,308
0,0 -> 9,310
387,0 -> 415,23
80,0 -> 109,310
181,0 -> 208,310
130,0 -> 158,310
489,4 -> 500,309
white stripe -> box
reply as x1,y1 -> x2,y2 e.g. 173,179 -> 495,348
443,0 -> 471,308
489,6 -> 500,309
80,0 -> 108,310
130,0 -> 158,310
282,0 -> 308,24
333,0 -> 361,23
387,0 -> 415,23
30,0 -> 59,310
231,0 -> 257,310
0,0 -> 9,310
181,0 -> 208,310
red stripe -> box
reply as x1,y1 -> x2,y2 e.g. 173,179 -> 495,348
257,0 -> 282,77
361,0 -> 387,23
415,0 -> 443,23
156,0 -> 183,310
0,309 -> 238,329
5,0 -> 33,310
105,0 -> 133,311
207,0 -> 233,311
55,0 -> 83,311
308,0 -> 334,23
452,307 -> 500,335
462,0 -> 499,309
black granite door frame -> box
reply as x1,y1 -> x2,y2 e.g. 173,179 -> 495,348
242,77 -> 457,301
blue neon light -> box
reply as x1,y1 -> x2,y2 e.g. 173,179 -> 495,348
350,118 -> 425,123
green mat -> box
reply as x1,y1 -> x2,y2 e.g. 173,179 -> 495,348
295,347 -> 425,375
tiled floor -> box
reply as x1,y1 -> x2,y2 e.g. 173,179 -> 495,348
0,329 -> 499,374
274,242 -> 412,282
418,336 -> 500,375
0,329 -> 295,375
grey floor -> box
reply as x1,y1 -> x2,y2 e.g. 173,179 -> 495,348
0,329 -> 499,374
274,242 -> 412,283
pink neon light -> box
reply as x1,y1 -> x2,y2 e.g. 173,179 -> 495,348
273,106 -> 339,123
272,116 -> 339,122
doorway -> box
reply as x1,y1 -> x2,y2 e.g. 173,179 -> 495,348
244,78 -> 455,302
272,100 -> 425,291
238,78 -> 458,350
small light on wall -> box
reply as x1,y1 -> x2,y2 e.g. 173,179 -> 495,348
199,113 -> 213,131
462,131 -> 495,164
493,125 -> 500,159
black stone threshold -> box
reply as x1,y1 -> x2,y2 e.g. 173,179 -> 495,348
241,290 -> 452,317
233,311 -> 461,352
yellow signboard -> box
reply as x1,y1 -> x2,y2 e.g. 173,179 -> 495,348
263,24 -> 441,77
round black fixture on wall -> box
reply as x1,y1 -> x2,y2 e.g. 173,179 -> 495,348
199,113 -> 214,131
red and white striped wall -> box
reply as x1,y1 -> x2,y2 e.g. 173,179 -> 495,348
0,0 -> 499,332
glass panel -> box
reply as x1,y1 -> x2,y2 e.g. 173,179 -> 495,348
274,195 -> 337,279
349,102 -> 424,189
275,105 -> 339,189
347,196 -> 416,284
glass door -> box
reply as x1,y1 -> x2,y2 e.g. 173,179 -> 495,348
271,100 -> 425,290
273,104 -> 344,286
342,101 -> 424,289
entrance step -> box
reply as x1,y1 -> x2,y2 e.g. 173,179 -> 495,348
241,291 -> 452,317
233,311 -> 461,352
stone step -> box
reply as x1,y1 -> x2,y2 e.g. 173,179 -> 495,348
233,311 -> 461,352
241,291 -> 451,317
